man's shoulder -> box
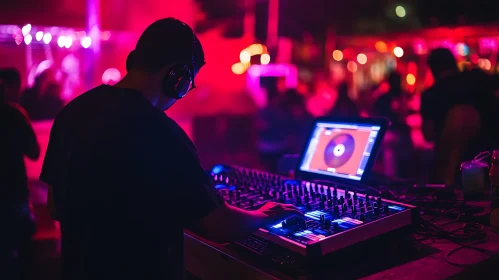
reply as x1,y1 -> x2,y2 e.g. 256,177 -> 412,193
155,113 -> 192,142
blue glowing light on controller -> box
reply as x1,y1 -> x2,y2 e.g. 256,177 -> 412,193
305,210 -> 329,220
214,184 -> 236,191
211,164 -> 226,175
272,222 -> 283,229
388,205 -> 404,211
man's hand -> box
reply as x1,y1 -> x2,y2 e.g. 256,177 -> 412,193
192,201 -> 303,244
255,201 -> 303,224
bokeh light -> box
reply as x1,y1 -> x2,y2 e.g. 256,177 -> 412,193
357,53 -> 367,64
64,37 -> 73,48
24,34 -> 32,45
81,36 -> 92,48
240,50 -> 251,63
43,33 -> 52,44
21,24 -> 31,36
394,47 -> 404,58
347,61 -> 358,72
35,31 -> 43,41
375,41 -> 388,53
102,68 -> 121,85
395,6 -> 406,18
406,74 -> 416,85
231,62 -> 246,75
332,50 -> 343,61
260,53 -> 270,65
57,36 -> 66,48
456,43 -> 469,56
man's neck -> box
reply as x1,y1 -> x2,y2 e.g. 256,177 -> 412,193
114,74 -> 155,104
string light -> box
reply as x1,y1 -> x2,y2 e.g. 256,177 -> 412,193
1,24 -> 111,47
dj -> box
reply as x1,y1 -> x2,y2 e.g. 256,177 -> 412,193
41,18 -> 301,280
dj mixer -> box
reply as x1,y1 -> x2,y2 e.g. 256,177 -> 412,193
211,164 -> 419,268
186,118 -> 419,277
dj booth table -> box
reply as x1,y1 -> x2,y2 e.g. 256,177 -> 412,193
184,228 -> 499,280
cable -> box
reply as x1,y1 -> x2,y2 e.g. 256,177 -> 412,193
416,215 -> 492,267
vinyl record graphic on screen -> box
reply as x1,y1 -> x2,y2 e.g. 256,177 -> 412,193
324,133 -> 355,168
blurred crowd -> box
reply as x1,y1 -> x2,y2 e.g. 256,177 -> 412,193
256,48 -> 499,187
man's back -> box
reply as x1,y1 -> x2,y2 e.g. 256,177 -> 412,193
41,85 -> 217,279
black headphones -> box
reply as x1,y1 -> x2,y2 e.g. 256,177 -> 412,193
126,22 -> 196,100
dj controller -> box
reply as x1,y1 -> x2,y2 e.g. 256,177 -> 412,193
210,164 -> 419,271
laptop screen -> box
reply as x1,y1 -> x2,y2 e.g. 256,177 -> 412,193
298,121 -> 383,181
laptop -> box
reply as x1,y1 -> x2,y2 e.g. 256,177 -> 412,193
294,117 -> 390,184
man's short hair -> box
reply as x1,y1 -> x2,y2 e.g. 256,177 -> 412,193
130,18 -> 205,74
427,48 -> 457,76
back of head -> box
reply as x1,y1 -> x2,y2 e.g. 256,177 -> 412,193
338,82 -> 349,97
427,48 -> 458,79
387,71 -> 402,93
128,18 -> 205,74
0,67 -> 21,103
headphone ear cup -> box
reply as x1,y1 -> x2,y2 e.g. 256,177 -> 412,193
162,66 -> 191,99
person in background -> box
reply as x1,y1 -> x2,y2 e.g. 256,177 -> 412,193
421,48 -> 498,186
374,71 -> 414,178
257,88 -> 313,172
0,67 -> 39,280
329,82 -> 358,118
21,69 -> 64,120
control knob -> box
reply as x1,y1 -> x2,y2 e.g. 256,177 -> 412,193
324,219 -> 331,229
383,205 -> 389,214
347,199 -> 353,206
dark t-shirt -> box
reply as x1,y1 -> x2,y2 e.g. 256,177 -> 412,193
0,102 -> 38,203
40,85 -> 221,280
420,70 -> 498,159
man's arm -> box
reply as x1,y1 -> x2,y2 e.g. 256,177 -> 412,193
161,118 -> 301,244
191,201 -> 301,244
15,104 -> 40,159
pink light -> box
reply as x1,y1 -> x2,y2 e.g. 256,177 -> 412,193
64,37 -> 73,48
246,64 -> 298,97
35,31 -> 43,41
21,24 -> 31,36
57,36 -> 66,48
413,40 -> 427,55
43,33 -> 52,44
24,34 -> 32,45
102,68 -> 121,85
81,36 -> 92,48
